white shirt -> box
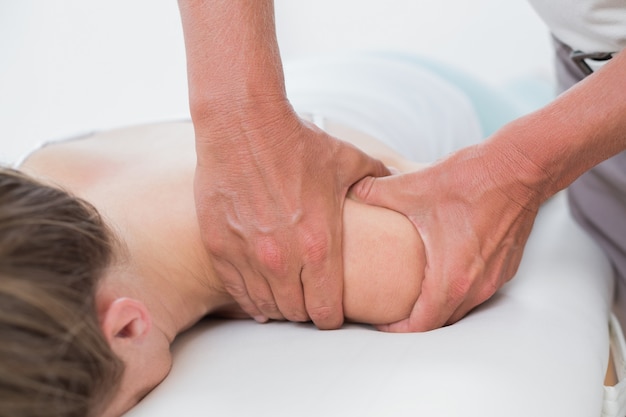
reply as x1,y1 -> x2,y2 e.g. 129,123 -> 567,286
284,54 -> 483,162
528,0 -> 626,53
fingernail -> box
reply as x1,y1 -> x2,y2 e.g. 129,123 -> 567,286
253,315 -> 268,323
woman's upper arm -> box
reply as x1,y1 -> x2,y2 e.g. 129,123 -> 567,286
341,198 -> 425,325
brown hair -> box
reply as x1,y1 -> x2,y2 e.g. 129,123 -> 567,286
0,167 -> 123,417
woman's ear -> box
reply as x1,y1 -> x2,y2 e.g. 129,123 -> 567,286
100,298 -> 152,351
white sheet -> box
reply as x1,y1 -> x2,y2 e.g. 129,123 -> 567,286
125,56 -> 615,417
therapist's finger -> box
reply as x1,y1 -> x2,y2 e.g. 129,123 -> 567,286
253,234 -> 309,322
375,272 -> 464,333
211,256 -> 272,323
444,284 -> 496,327
300,225 -> 344,330
242,269 -> 287,322
376,237 -> 481,333
446,240 -> 524,325
410,268 -> 462,332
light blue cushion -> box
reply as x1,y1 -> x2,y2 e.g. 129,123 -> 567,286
374,52 -> 555,137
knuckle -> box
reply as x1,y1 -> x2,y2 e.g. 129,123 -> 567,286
222,281 -> 248,300
254,236 -> 289,276
447,276 -> 473,305
302,230 -> 330,265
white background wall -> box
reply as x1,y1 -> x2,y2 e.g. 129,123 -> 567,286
0,0 -> 554,165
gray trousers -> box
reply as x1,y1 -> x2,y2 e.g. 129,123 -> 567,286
554,36 -> 626,328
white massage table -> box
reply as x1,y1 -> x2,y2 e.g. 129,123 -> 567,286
125,191 -> 617,417
124,56 -> 623,417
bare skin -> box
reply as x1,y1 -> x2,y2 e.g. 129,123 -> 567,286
351,50 -> 626,332
20,120 -> 425,416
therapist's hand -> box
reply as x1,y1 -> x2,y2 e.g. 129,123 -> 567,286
194,102 -> 389,329
178,0 -> 390,330
351,139 -> 543,332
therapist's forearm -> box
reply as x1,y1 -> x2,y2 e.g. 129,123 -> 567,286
485,51 -> 626,202
178,0 -> 291,133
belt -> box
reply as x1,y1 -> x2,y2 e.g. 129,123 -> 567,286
570,50 -> 616,75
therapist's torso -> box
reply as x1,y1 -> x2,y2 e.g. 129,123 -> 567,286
527,0 -> 626,52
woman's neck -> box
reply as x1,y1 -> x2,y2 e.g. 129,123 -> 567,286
102,244 -> 237,342
117,224 -> 238,337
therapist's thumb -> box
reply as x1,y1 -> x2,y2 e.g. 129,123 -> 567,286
349,175 -> 402,210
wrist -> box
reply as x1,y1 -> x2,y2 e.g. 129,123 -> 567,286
491,53 -> 626,198
187,67 -> 289,125
485,118 -> 558,204
191,94 -> 302,163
